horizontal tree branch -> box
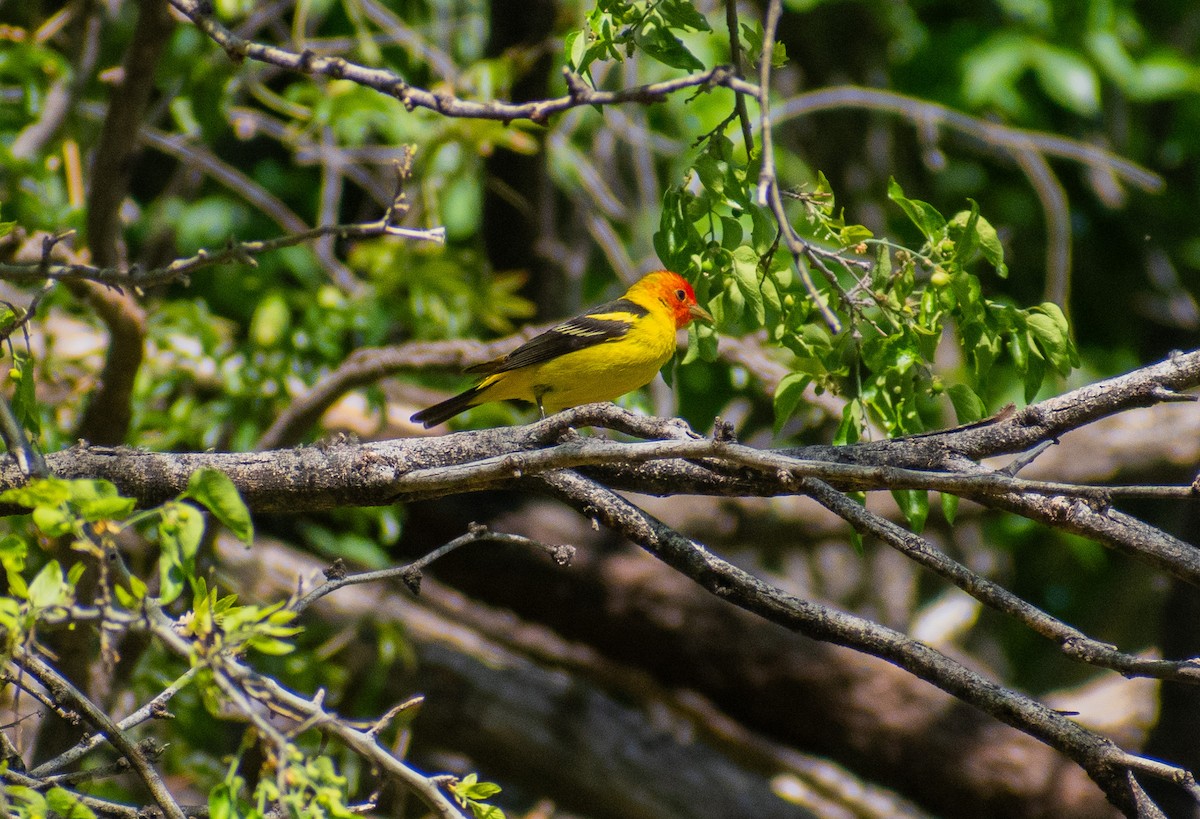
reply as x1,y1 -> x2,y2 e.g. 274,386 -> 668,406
0,349 -> 1192,517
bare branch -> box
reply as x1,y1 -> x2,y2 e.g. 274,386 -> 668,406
724,0 -> 755,156
70,281 -> 146,446
803,477 -> 1200,682
16,652 -> 187,819
139,600 -> 470,818
10,348 -> 1199,514
0,219 -> 445,290
29,666 -> 201,778
167,0 -> 751,124
1013,146 -> 1073,307
293,523 -> 572,612
87,0 -> 174,267
752,0 -> 842,332
773,85 -> 1163,194
535,469 -> 1167,816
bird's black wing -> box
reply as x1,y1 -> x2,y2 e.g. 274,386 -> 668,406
465,298 -> 648,375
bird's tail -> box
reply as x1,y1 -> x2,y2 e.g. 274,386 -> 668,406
410,383 -> 487,428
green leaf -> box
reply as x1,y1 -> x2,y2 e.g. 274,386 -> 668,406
185,469 -> 253,543
0,534 -> 29,598
838,223 -> 874,246
690,322 -> 719,362
27,560 -> 66,609
451,774 -> 506,819
693,148 -> 727,198
961,32 -> 1032,114
6,785 -> 46,811
654,186 -> 700,273
772,372 -> 811,435
946,384 -> 985,424
564,29 -> 585,72
892,489 -> 929,533
660,0 -> 711,32
948,203 -> 981,267
887,178 -> 946,242
833,400 -> 864,446
78,496 -> 136,522
0,597 -> 22,640
1026,303 -> 1078,373
455,775 -> 502,801
973,215 -> 1006,276
114,576 -> 145,609
739,22 -> 787,68
1023,348 -> 1047,402
159,502 -> 206,606
208,780 -> 241,819
1130,54 -> 1200,100
10,352 -> 40,438
246,636 -> 298,656
64,479 -> 121,503
250,291 -> 291,348
1030,43 -> 1101,116
730,245 -> 765,324
46,787 -> 97,819
636,22 -> 704,71
719,216 -> 743,250
32,505 -> 73,538
940,492 -> 959,524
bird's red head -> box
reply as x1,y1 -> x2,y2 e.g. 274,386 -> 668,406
630,270 -> 715,329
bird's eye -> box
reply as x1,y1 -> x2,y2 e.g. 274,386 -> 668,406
675,288 -> 687,301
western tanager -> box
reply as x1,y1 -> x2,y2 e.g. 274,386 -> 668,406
411,270 -> 713,428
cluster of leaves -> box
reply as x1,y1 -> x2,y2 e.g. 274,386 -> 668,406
654,131 -> 1078,444
450,774 -> 506,819
566,0 -> 713,76
0,470 -> 252,641
209,747 -> 357,819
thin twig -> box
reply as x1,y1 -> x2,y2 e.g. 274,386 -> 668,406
169,0 -> 754,122
724,0 -> 755,156
293,525 -> 571,612
384,432 -> 1200,504
802,477 -> 1200,682
0,220 -> 445,289
30,665 -> 201,777
752,0 -> 841,332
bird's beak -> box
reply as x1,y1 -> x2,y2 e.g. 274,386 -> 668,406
689,303 -> 715,324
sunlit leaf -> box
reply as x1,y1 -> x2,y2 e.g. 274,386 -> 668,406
185,469 -> 253,543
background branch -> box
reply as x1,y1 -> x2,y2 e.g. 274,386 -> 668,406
536,470 -> 1183,816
